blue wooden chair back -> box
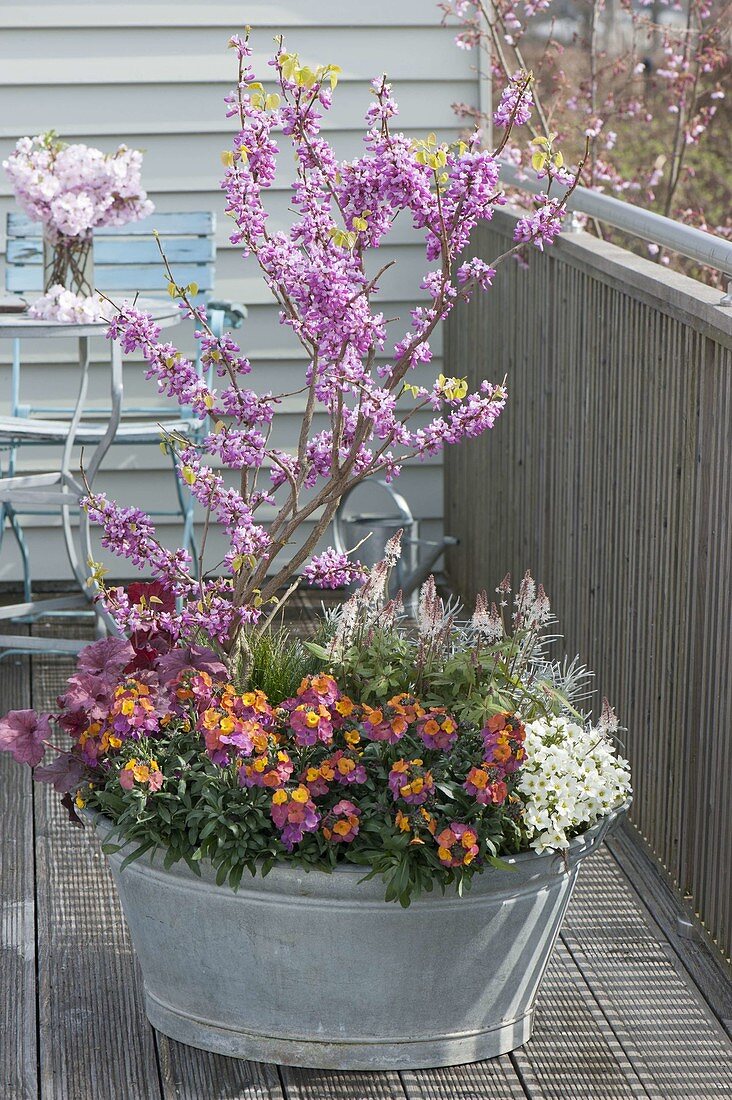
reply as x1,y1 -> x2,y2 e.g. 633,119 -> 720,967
5,211 -> 216,296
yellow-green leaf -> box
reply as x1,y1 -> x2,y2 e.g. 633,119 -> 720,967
181,465 -> 196,486
167,281 -> 178,297
328,227 -> 358,250
437,373 -> 468,400
281,55 -> 299,82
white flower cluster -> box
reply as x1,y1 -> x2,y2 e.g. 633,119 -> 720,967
29,286 -> 110,324
518,714 -> 631,852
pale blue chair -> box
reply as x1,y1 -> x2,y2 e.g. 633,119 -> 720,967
1,211 -> 244,600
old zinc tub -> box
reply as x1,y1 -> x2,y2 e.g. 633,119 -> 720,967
91,803 -> 627,1070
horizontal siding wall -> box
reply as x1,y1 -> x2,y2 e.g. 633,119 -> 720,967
0,0 -> 475,580
444,208 -> 732,961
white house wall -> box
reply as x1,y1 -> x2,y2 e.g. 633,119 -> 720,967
0,0 -> 477,581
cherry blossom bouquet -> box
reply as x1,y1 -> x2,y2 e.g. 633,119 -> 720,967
3,130 -> 153,317
0,34 -> 630,902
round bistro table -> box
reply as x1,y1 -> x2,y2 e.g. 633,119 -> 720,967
0,300 -> 181,655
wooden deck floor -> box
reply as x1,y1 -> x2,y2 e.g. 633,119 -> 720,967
2,625 -> 732,1099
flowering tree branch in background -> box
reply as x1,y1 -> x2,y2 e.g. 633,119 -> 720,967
440,0 -> 730,275
85,32 -> 585,673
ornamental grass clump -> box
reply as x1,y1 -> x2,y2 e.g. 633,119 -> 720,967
0,32 -> 630,905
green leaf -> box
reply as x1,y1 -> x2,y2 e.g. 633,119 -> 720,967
486,855 -> 515,872
119,839 -> 155,872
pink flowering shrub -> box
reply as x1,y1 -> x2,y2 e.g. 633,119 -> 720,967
440,0 -> 730,275
74,31 -> 585,666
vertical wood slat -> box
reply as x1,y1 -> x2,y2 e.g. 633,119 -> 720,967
444,210 -> 732,961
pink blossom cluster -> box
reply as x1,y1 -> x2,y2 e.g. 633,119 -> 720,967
301,549 -> 366,589
321,800 -> 361,844
513,198 -> 565,252
440,0 -> 729,266
3,133 -> 153,240
493,71 -> 534,129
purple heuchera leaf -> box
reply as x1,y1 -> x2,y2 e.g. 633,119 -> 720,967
58,673 -> 116,722
0,710 -> 51,766
60,792 -> 84,828
35,752 -> 87,793
76,636 -> 135,677
156,645 -> 227,684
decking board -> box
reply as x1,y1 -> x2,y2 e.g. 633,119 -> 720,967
563,851 -> 732,1098
400,1060 -> 527,1099
157,1034 -> 285,1100
30,642 -> 162,1100
1,623 -> 732,1098
0,645 -> 36,1100
280,1068 -> 407,1099
510,944 -> 653,1100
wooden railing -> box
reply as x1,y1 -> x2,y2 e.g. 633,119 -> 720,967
444,208 -> 732,961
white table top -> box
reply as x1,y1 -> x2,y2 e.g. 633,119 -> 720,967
0,297 -> 182,339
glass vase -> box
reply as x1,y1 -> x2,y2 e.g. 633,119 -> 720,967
42,231 -> 94,297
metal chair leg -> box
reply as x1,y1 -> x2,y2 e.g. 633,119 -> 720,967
6,505 -> 32,603
0,442 -> 33,602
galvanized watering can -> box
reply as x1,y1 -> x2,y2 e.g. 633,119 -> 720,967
333,478 -> 458,607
